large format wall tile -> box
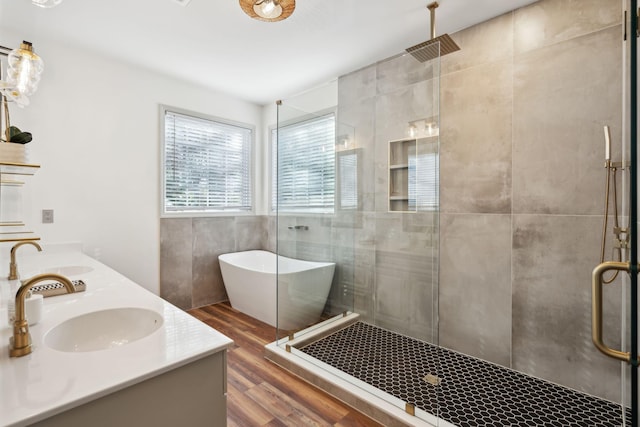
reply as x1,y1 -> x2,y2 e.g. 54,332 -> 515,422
375,79 -> 439,145
160,218 -> 193,310
374,79 -> 439,213
514,0 -> 621,55
513,26 -> 621,215
235,216 -> 266,251
160,215 -> 271,310
439,213 -> 512,366
192,217 -> 236,307
374,249 -> 437,343
512,214 -> 623,402
353,246 -> 376,323
264,215 -> 277,252
441,11 -> 513,76
376,52 -> 438,96
440,59 -> 513,214
338,64 -> 376,107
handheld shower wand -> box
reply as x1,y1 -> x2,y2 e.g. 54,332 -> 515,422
600,125 -> 630,283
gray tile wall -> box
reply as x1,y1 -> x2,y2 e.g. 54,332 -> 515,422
441,0 -> 623,402
337,45 -> 441,342
340,0 -> 624,403
275,213 -> 358,317
160,215 -> 268,310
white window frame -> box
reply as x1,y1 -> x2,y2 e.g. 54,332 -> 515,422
160,105 -> 255,217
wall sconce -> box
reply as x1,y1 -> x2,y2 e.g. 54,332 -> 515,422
7,41 -> 44,98
407,119 -> 439,138
337,135 -> 350,149
239,0 -> 295,22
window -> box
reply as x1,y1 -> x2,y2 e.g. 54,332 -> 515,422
162,107 -> 253,215
408,149 -> 439,211
271,113 -> 336,213
337,149 -> 360,210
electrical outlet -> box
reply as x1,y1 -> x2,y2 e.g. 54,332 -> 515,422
42,209 -> 54,224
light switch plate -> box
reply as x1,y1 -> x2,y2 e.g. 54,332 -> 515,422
42,209 -> 54,224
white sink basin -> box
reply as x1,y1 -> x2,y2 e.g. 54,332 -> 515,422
45,307 -> 163,352
42,265 -> 94,276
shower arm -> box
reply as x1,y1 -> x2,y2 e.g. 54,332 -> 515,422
428,2 -> 437,40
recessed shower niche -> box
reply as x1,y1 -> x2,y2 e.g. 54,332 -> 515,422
388,136 -> 438,212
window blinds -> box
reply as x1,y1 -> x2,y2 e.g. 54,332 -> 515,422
408,150 -> 439,210
164,110 -> 252,213
338,151 -> 358,210
272,113 -> 336,212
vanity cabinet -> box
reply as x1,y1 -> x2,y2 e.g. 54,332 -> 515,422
0,162 -> 40,243
29,351 -> 228,427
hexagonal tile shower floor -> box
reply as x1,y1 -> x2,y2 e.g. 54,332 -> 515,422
299,322 -> 629,427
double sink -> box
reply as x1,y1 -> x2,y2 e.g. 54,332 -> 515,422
1,246 -> 233,427
11,264 -> 163,354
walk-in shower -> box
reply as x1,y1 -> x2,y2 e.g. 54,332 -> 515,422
266,1 -> 637,425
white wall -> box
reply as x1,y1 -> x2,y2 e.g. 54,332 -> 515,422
0,30 -> 262,294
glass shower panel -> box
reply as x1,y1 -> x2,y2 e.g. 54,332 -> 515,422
274,93 -> 357,342
367,50 -> 440,346
632,0 -> 639,423
274,45 -> 442,424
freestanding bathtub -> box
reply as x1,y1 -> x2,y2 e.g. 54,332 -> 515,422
219,250 -> 335,331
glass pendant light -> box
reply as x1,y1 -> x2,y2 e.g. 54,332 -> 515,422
31,0 -> 63,8
254,0 -> 282,20
7,41 -> 44,97
239,0 -> 295,22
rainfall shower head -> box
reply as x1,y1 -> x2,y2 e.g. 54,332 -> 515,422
406,2 -> 460,63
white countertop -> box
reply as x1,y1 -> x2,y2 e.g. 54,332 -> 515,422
0,245 -> 233,427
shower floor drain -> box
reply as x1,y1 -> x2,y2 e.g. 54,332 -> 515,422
299,322 -> 629,427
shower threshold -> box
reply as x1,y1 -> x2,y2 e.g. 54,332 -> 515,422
265,314 -> 629,427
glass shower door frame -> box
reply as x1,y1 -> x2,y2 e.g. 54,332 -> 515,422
630,0 -> 638,425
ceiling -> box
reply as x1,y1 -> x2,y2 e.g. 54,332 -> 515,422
0,0 -> 538,106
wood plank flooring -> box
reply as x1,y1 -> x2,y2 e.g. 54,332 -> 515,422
187,302 -> 383,427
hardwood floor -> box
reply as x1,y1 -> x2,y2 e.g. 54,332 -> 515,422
187,302 -> 383,427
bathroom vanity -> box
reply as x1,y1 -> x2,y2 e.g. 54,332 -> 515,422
0,244 -> 233,427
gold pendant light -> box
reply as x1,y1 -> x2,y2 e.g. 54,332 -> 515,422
239,0 -> 295,22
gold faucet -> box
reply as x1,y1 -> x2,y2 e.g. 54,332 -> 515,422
8,241 -> 42,280
9,273 -> 75,357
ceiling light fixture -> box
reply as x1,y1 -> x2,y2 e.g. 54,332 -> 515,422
239,0 -> 295,22
31,0 -> 63,8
